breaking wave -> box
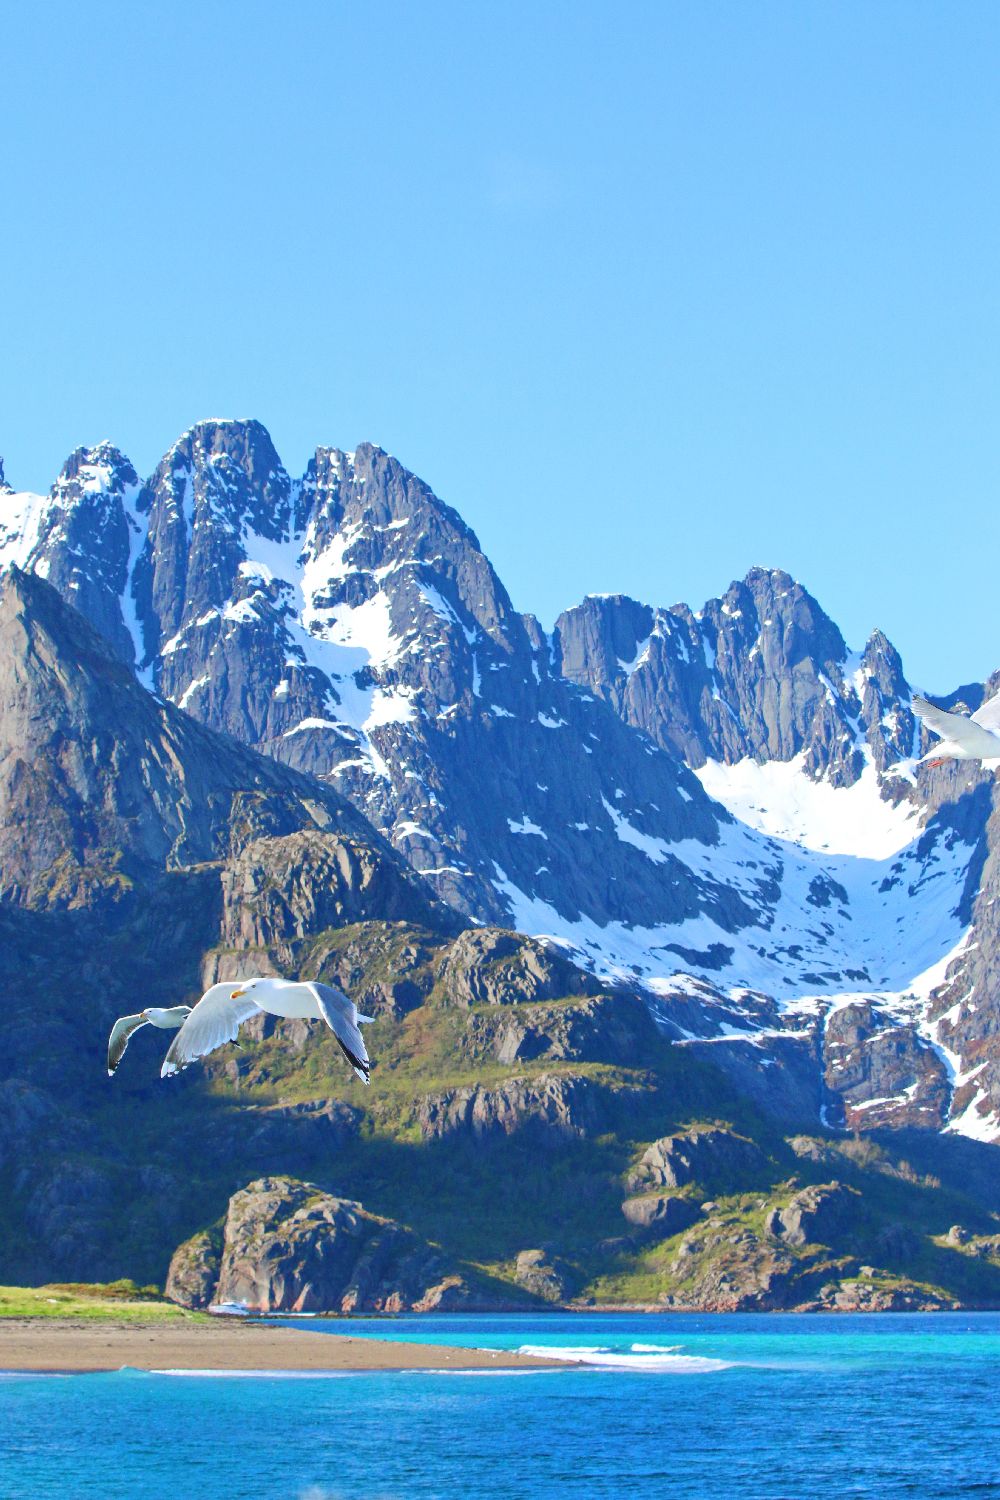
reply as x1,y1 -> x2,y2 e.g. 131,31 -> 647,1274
516,1344 -> 733,1372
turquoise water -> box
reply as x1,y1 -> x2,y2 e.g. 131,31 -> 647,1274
2,1313 -> 999,1498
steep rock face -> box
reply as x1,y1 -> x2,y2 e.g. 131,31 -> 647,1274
0,444 -> 141,666
201,1177 -> 458,1313
0,569 -> 393,909
134,419 -> 292,666
920,779 -> 1000,1141
822,1002 -> 950,1131
680,1032 -> 825,1128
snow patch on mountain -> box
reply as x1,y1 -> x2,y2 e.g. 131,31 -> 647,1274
493,800 -> 975,1003
693,753 -> 921,859
0,491 -> 49,572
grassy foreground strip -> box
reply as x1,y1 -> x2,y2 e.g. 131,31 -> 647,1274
0,1281 -> 205,1322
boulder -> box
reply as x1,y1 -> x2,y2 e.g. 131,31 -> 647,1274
211,1176 -> 455,1313
627,1128 -> 767,1194
513,1248 -> 574,1303
620,1194 -> 700,1237
764,1183 -> 859,1248
166,1229 -> 222,1309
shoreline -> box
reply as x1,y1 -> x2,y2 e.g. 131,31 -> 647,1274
0,1318 -> 561,1374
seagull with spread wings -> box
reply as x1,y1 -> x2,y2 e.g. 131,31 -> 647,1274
913,692 -> 1000,767
159,977 -> 373,1083
107,1006 -> 193,1076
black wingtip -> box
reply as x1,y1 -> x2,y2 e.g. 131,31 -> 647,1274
336,1037 -> 371,1084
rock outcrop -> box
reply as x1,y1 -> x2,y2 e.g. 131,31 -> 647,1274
620,1194 -> 700,1237
513,1248 -> 575,1303
218,830 -> 456,951
822,1002 -> 950,1131
465,991 -> 657,1067
178,1176 -> 461,1313
438,929 -> 602,1007
166,1230 -> 222,1310
416,1072 -> 643,1144
627,1128 -> 767,1195
764,1183 -> 860,1248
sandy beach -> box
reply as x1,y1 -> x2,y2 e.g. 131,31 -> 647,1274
0,1318 -> 560,1374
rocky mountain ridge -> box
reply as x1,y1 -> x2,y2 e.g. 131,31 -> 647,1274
1,421 -> 999,1147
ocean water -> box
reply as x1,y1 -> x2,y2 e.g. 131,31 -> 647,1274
2,1312 -> 999,1499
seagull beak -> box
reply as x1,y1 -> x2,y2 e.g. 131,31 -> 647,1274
230,989 -> 246,1000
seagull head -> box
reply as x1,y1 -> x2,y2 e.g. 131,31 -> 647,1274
228,977 -> 283,1002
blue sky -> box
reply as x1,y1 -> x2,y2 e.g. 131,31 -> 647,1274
4,1 -> 998,689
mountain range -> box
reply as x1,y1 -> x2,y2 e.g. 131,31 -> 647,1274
2,419 -> 999,1310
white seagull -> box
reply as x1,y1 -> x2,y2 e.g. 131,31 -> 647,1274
160,977 -> 374,1083
107,1006 -> 193,1077
913,693 -> 1000,767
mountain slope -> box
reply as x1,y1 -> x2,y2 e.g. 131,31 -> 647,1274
2,422 -> 998,1143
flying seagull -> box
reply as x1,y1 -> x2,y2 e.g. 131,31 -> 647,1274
107,1006 -> 193,1077
160,977 -> 373,1083
913,693 -> 1000,767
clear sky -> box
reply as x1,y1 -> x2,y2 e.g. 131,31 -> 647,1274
4,1 -> 998,690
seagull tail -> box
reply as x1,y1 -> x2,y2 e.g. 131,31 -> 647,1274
357,1013 -> 375,1025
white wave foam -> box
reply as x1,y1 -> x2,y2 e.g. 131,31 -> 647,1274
631,1343 -> 683,1353
516,1344 -> 732,1373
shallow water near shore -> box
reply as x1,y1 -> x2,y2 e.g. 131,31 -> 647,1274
2,1312 -> 999,1498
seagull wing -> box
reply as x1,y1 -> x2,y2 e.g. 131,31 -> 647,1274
161,986 -> 263,1078
107,1014 -> 149,1077
913,696 -> 1000,758
306,982 -> 371,1084
971,690 -> 1000,735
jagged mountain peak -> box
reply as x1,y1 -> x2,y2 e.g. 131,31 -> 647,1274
56,441 -> 138,490
164,416 -> 283,466
144,417 -> 291,537
703,566 -> 848,667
